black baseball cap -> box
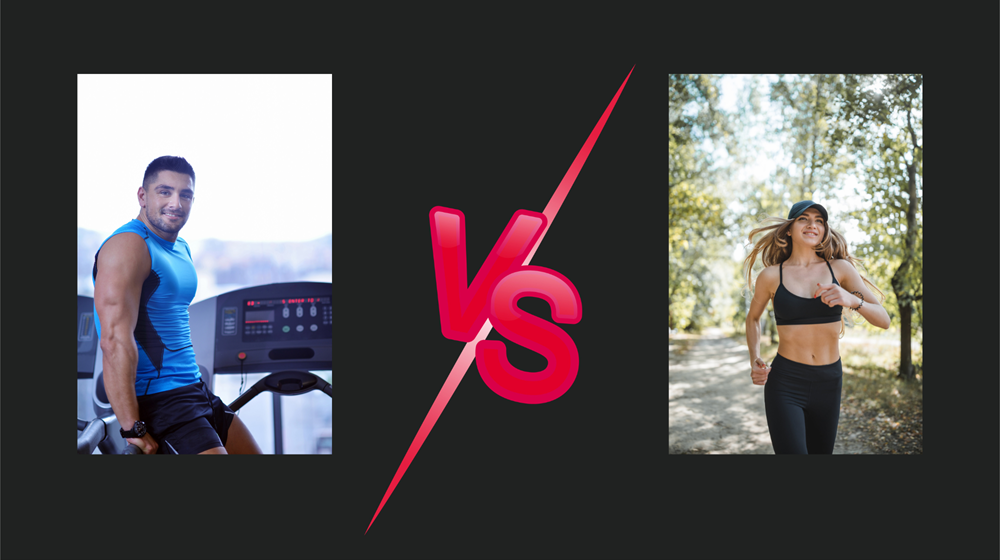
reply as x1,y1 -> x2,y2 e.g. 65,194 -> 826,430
787,200 -> 828,222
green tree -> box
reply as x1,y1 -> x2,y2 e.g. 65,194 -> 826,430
769,74 -> 855,202
668,75 -> 731,332
832,74 -> 923,379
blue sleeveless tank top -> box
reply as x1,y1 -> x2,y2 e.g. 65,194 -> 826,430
93,219 -> 200,395
773,260 -> 842,325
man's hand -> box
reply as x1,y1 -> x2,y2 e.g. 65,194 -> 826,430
127,433 -> 158,455
813,283 -> 861,309
751,357 -> 770,385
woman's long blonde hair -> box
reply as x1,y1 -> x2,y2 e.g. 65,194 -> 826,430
742,214 -> 885,336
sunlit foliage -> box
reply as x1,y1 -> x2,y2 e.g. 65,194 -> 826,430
831,74 -> 922,377
668,75 -> 736,332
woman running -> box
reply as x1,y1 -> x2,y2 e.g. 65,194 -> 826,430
743,200 -> 890,454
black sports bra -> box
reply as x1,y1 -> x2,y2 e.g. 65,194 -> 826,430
773,261 -> 842,325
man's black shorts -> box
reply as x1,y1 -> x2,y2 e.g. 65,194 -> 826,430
136,380 -> 234,454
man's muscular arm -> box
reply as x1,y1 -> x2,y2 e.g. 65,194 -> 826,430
94,233 -> 158,454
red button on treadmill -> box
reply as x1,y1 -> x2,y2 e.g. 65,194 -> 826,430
237,352 -> 247,360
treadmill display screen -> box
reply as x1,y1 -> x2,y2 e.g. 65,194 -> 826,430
245,310 -> 274,323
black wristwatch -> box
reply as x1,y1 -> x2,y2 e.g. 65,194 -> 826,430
120,420 -> 147,439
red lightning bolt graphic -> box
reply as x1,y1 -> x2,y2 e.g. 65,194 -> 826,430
366,65 -> 634,534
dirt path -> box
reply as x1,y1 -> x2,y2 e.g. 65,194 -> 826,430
668,328 -> 872,455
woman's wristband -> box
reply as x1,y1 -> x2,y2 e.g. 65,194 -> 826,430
849,290 -> 864,311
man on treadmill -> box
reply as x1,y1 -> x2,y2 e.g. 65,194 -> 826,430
93,155 -> 262,454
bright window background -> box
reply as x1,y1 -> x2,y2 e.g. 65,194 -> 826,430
78,74 -> 332,244
78,75 -> 332,453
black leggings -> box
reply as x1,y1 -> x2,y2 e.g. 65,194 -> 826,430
764,354 -> 843,454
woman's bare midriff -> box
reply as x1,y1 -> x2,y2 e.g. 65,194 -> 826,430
776,322 -> 841,365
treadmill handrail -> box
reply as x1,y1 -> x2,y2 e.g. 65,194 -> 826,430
227,370 -> 332,412
77,416 -> 110,455
78,416 -> 145,455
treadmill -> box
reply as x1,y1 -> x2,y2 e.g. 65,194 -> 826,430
189,281 -> 333,454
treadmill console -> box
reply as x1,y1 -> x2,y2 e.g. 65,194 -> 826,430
189,282 -> 332,379
229,296 -> 332,342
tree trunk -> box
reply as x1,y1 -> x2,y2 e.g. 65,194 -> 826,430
804,76 -> 821,199
894,107 -> 921,381
898,303 -> 914,379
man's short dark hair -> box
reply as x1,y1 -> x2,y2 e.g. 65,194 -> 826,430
143,156 -> 195,188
